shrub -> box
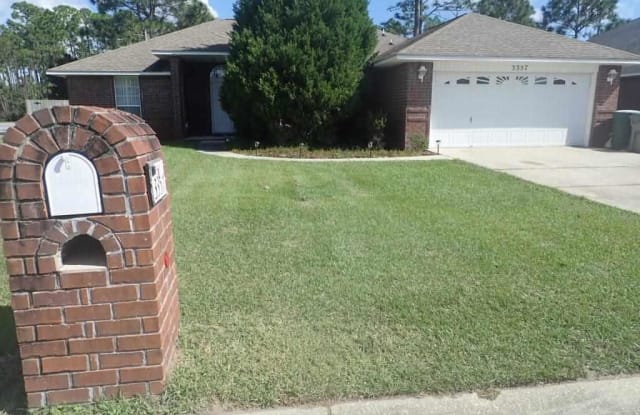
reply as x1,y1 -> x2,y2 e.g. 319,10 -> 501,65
221,0 -> 377,147
408,134 -> 428,151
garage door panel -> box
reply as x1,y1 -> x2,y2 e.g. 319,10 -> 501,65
430,72 -> 591,148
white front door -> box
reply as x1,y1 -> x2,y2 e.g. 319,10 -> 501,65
210,67 -> 235,134
430,71 -> 592,148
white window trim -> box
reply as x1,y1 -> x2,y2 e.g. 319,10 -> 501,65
114,76 -> 142,116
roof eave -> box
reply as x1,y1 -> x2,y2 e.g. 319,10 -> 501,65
46,70 -> 171,77
374,54 -> 640,67
152,50 -> 229,57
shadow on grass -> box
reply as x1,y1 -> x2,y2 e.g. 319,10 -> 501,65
0,306 -> 26,414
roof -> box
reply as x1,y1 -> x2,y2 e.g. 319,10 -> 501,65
375,13 -> 640,65
48,20 -> 406,76
590,19 -> 640,54
375,29 -> 407,55
590,19 -> 640,76
48,19 -> 234,75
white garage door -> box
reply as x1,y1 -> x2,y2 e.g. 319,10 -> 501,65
430,72 -> 593,148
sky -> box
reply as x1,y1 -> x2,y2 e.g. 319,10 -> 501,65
1,0 -> 640,26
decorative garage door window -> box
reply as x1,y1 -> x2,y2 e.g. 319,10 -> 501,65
114,76 -> 142,115
443,74 -> 579,87
535,76 -> 548,85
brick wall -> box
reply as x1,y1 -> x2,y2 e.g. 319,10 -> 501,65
140,77 -> 174,142
374,62 -> 433,149
0,107 -> 180,408
590,65 -> 622,147
619,76 -> 640,110
67,77 -> 115,108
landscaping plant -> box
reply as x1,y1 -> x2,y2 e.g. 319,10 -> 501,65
220,0 -> 377,147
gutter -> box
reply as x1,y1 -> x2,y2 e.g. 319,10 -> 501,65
374,54 -> 640,67
151,50 -> 229,57
46,71 -> 171,77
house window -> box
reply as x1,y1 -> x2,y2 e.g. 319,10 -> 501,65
516,75 -> 529,85
553,78 -> 566,85
114,76 -> 141,115
476,76 -> 490,85
456,77 -> 470,85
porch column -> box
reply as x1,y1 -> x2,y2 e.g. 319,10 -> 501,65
170,58 -> 185,140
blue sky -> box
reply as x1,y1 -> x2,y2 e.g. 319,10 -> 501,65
1,0 -> 639,26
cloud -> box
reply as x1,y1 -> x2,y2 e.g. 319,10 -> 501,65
201,0 -> 218,18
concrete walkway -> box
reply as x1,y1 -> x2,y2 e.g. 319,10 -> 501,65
218,376 -> 640,415
201,151 -> 452,162
442,147 -> 640,214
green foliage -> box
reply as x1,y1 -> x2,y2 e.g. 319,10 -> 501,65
384,0 -> 470,36
221,0 -> 377,147
541,0 -> 619,38
0,0 -> 213,121
474,0 -> 535,25
91,0 -> 214,39
408,133 -> 428,150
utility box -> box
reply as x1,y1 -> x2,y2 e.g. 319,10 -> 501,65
0,107 -> 180,408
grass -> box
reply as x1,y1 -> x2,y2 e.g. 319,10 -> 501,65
1,146 -> 640,414
232,146 -> 428,158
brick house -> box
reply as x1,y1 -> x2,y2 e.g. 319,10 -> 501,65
590,18 -> 640,111
47,14 -> 640,149
47,20 -> 403,143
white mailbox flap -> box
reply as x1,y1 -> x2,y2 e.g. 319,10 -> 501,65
44,152 -> 103,217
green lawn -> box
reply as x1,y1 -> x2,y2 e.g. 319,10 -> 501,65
1,146 -> 640,414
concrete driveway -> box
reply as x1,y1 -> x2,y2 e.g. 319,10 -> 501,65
442,147 -> 640,214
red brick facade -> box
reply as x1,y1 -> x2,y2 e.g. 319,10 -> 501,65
375,62 -> 432,150
1,107 -> 180,408
68,77 -> 116,109
140,77 -> 174,142
67,77 -> 175,142
590,65 -> 622,147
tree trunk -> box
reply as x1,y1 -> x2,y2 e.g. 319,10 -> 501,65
413,0 -> 421,37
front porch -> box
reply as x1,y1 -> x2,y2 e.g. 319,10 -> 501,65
168,56 -> 235,140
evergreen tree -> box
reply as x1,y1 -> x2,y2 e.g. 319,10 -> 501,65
383,0 -> 470,37
91,0 -> 214,39
541,0 -> 618,38
474,0 -> 535,26
220,0 -> 377,146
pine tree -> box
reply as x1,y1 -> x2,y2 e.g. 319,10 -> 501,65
541,0 -> 618,38
474,0 -> 535,26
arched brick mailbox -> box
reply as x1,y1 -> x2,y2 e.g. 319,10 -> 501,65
0,106 -> 179,407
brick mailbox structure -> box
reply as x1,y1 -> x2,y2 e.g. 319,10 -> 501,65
0,106 -> 180,408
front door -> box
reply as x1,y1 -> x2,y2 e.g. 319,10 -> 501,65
210,67 -> 235,134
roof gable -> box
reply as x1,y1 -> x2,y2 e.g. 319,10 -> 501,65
376,13 -> 640,64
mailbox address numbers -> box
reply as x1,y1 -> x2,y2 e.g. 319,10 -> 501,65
145,159 -> 168,206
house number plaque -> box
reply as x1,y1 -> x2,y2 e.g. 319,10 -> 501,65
145,159 -> 168,206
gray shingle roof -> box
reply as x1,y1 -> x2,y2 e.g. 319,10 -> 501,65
48,20 -> 407,75
590,19 -> 640,54
48,19 -> 234,74
375,13 -> 640,64
590,19 -> 640,76
375,30 -> 407,55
